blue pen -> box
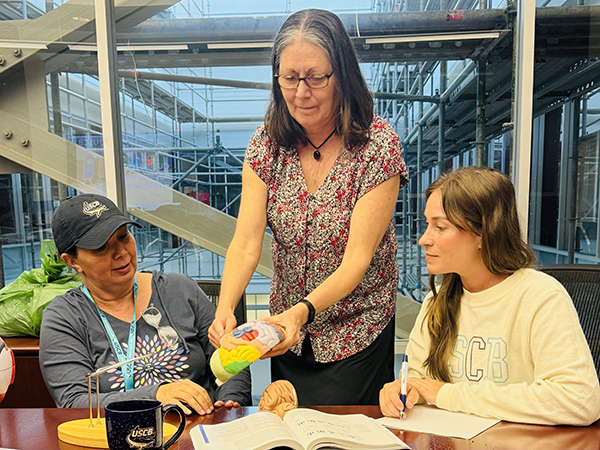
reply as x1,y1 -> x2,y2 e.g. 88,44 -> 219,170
400,354 -> 408,419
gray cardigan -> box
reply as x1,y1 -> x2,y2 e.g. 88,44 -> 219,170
39,271 -> 251,408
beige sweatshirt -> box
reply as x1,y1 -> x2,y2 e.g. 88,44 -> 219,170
408,268 -> 600,426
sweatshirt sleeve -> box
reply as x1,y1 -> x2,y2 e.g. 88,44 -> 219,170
215,369 -> 252,405
435,288 -> 600,426
406,294 -> 431,380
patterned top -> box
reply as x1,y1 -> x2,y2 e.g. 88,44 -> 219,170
246,116 -> 408,363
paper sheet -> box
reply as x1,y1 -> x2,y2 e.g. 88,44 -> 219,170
377,405 -> 500,440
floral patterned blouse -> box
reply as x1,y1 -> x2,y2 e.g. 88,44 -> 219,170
246,116 -> 408,363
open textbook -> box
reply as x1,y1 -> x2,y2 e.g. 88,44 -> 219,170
190,408 -> 410,450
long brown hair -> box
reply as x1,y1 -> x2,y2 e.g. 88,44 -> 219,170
265,9 -> 373,149
422,166 -> 535,382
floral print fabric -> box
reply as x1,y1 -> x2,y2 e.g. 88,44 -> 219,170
246,116 -> 408,362
106,333 -> 190,391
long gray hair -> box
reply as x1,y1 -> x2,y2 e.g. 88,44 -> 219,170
265,9 -> 373,149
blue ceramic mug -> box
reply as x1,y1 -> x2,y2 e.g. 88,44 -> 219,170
105,399 -> 185,450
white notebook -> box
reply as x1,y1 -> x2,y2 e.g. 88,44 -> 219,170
377,405 -> 500,439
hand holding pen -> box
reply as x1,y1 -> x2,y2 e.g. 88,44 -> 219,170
400,354 -> 408,419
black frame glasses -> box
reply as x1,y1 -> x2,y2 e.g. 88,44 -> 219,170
275,72 -> 334,90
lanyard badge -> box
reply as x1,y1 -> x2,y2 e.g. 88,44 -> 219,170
82,278 -> 138,391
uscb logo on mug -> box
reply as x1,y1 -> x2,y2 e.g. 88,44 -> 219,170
105,400 -> 185,450
127,425 -> 158,448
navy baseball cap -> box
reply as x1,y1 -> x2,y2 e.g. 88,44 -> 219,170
51,193 -> 141,254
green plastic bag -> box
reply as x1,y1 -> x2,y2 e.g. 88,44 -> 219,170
0,240 -> 81,337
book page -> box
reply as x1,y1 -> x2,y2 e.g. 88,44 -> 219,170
190,412 -> 303,450
283,409 -> 409,450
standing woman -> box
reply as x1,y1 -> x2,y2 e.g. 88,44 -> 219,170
40,194 -> 250,414
380,166 -> 600,425
209,8 -> 408,405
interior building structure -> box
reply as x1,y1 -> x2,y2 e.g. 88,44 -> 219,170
0,0 -> 598,315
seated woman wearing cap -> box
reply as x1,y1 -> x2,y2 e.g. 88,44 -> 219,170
39,193 -> 251,415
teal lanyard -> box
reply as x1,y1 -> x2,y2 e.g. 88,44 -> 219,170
82,278 -> 138,391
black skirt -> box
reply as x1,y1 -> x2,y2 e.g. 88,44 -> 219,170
270,318 -> 396,406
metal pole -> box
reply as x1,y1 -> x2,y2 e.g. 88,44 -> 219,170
402,187 -> 407,289
416,66 -> 424,286
567,99 -> 580,264
400,60 -> 410,289
512,0 -> 536,240
476,59 -> 488,166
582,95 -> 588,135
438,60 -> 447,175
95,0 -> 127,210
438,0 -> 447,174
47,0 -> 68,202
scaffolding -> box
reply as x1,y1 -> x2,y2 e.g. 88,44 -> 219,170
1,1 -> 600,295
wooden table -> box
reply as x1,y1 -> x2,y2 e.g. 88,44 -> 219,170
0,337 -> 55,408
1,405 -> 600,450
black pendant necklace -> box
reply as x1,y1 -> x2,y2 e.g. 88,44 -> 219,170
307,129 -> 336,160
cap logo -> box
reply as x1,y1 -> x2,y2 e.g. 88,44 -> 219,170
82,200 -> 109,218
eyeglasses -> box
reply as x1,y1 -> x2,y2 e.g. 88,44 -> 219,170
275,72 -> 334,90
142,305 -> 179,351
